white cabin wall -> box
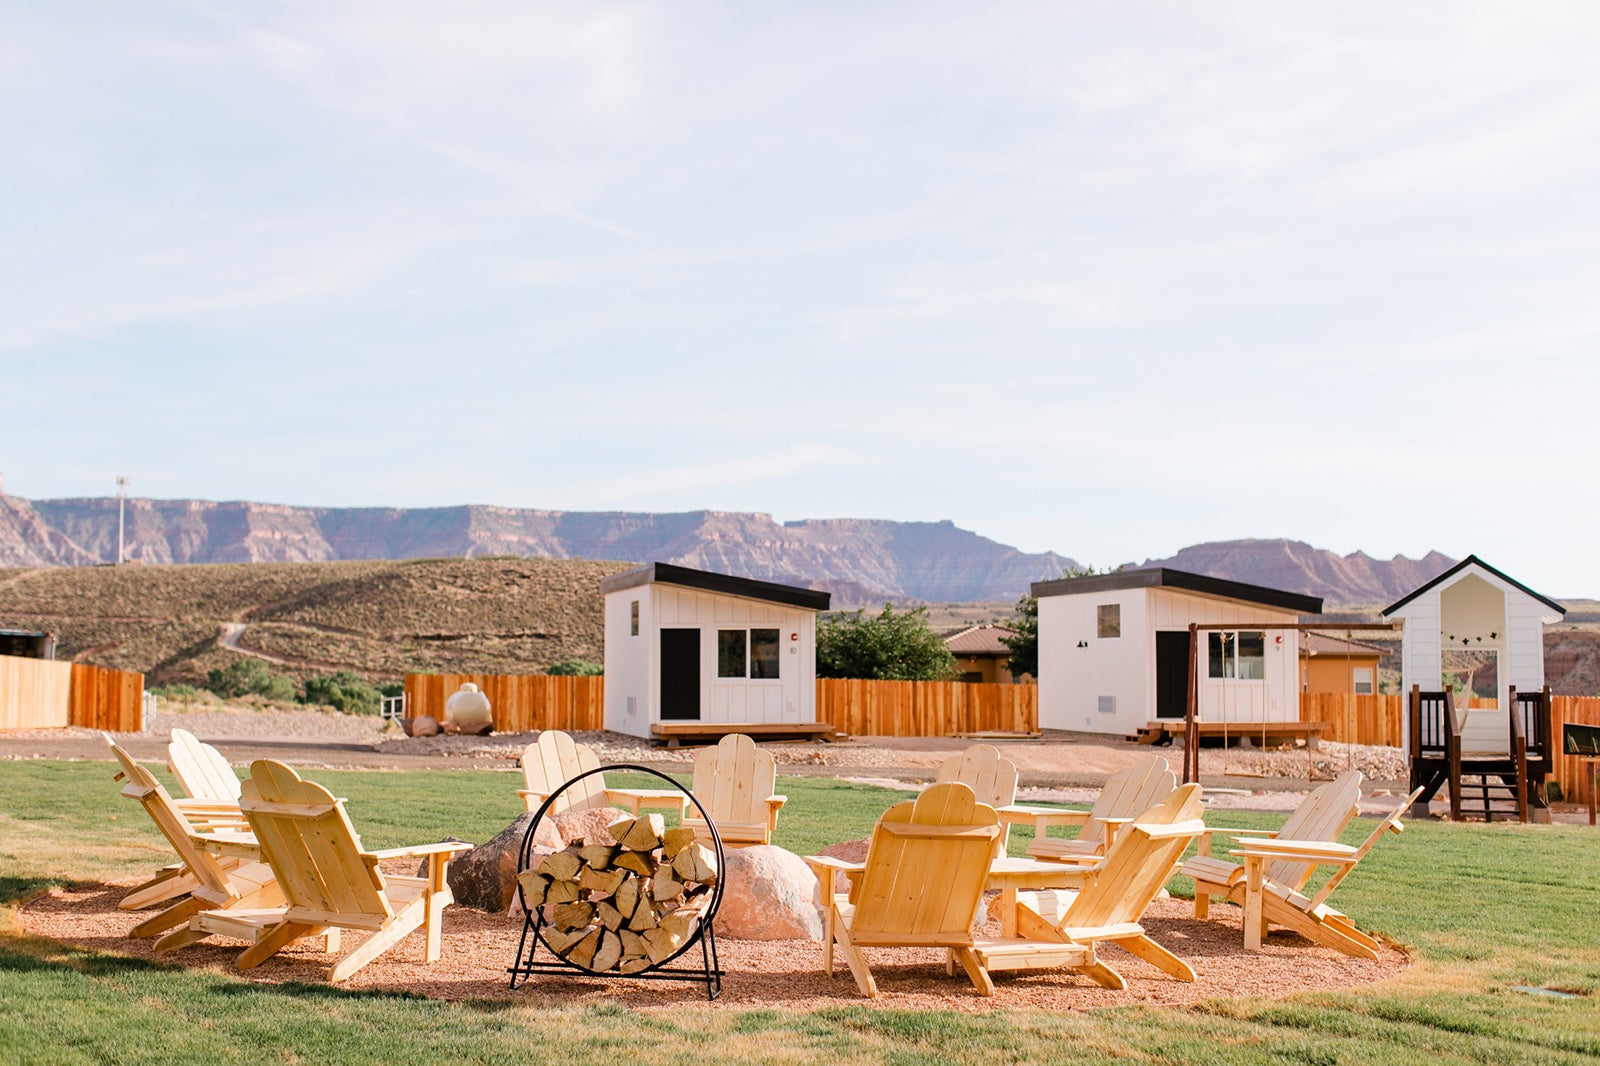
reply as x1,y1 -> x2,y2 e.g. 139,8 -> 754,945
654,586 -> 811,726
1153,591 -> 1301,724
1037,588 -> 1151,736
603,587 -> 654,739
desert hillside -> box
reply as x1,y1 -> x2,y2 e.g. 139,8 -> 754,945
0,557 -> 629,685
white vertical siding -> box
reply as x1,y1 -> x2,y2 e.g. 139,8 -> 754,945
603,586 -> 655,739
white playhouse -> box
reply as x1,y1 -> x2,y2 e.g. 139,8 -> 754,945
1382,554 -> 1566,756
1033,568 -> 1323,738
600,562 -> 832,744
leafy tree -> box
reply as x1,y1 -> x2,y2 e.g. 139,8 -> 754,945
1001,564 -> 1125,680
547,659 -> 603,676
301,670 -> 382,716
816,604 -> 958,681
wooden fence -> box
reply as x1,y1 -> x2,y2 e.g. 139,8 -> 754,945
815,679 -> 1037,736
1298,693 -> 1404,747
0,655 -> 143,731
404,673 -> 605,732
1552,696 -> 1600,806
69,663 -> 145,731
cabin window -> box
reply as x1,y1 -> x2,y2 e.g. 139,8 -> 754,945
1208,631 -> 1265,680
1097,604 -> 1121,638
630,600 -> 639,636
1353,667 -> 1374,695
718,628 -> 781,679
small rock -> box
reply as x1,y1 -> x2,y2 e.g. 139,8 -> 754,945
404,715 -> 440,737
812,838 -> 869,899
717,844 -> 822,941
458,719 -> 494,737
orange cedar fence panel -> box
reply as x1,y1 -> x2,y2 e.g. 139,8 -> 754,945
1552,696 -> 1600,807
1298,693 -> 1404,747
815,679 -> 1037,737
67,663 -> 144,732
403,673 -> 605,733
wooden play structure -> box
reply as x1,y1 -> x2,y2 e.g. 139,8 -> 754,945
160,760 -> 472,982
681,732 -> 786,848
517,730 -> 688,817
1383,556 -> 1566,822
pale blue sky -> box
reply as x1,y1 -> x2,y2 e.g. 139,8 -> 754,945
3,3 -> 1598,596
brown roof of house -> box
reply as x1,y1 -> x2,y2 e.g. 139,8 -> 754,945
1299,632 -> 1389,658
943,624 -> 1016,656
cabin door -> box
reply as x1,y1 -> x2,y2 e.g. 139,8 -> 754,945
1155,631 -> 1191,719
659,628 -> 701,720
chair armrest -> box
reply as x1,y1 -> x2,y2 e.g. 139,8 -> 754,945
999,805 -> 1089,827
1197,826 -> 1277,856
515,789 -> 550,813
767,795 -> 788,811
370,842 -> 475,860
803,855 -> 862,874
1230,839 -> 1359,865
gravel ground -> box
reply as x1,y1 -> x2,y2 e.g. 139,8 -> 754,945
23,878 -> 1409,1012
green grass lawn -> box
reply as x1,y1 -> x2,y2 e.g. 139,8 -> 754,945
2,759 -> 1599,1064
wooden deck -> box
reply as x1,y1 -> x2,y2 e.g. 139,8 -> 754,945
650,721 -> 842,748
1130,720 -> 1330,749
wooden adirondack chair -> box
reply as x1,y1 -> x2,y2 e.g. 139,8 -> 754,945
159,760 -> 472,982
166,728 -> 242,804
517,730 -> 686,816
1224,787 -> 1425,960
1024,754 -> 1176,862
935,744 -> 1018,807
804,782 -> 1002,997
972,783 -> 1207,989
1181,770 -> 1364,919
102,736 -> 278,934
681,733 -> 786,848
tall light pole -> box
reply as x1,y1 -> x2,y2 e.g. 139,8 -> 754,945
116,476 -> 128,565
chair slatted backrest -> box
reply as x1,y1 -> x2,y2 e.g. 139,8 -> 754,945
934,744 -> 1019,808
1060,783 -> 1204,932
521,731 -> 609,814
1264,770 -> 1363,889
104,735 -> 235,899
167,728 -> 242,803
242,760 -> 392,930
692,734 -> 776,824
1080,755 -> 1176,849
852,783 -> 999,939
1303,786 -> 1426,911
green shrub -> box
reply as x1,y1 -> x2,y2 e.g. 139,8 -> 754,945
546,659 -> 603,676
204,659 -> 293,701
817,604 -> 958,681
300,670 -> 382,715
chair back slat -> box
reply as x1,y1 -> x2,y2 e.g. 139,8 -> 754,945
853,783 -> 998,938
167,728 -> 242,803
935,744 -> 1019,808
104,735 -> 234,898
692,734 -> 776,823
1080,755 -> 1176,847
1266,770 -> 1363,888
242,760 -> 391,924
521,731 -> 608,813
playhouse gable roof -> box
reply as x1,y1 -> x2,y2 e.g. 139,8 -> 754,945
1031,567 -> 1322,615
1380,554 -> 1565,619
599,562 -> 831,611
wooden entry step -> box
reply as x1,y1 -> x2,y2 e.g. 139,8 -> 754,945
650,721 -> 843,748
1128,720 -> 1330,749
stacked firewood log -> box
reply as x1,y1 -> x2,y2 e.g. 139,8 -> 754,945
516,813 -> 719,973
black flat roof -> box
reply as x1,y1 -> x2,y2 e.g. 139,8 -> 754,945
1381,554 -> 1565,617
599,562 -> 831,611
1031,567 -> 1323,614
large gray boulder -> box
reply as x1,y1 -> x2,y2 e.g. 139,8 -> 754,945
426,812 -> 561,912
716,845 -> 822,941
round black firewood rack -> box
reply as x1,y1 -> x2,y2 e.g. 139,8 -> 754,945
507,764 -> 726,1000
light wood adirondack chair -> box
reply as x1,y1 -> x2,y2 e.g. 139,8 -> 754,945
166,728 -> 242,804
517,730 -> 686,816
1024,754 -> 1177,862
102,736 -> 279,935
804,782 -> 1002,997
1181,770 -> 1364,919
973,783 -> 1207,989
1224,787 -> 1425,960
682,733 -> 786,848
159,760 -> 473,982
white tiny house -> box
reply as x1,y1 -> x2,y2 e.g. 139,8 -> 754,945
1034,569 -> 1322,738
601,562 -> 830,741
1382,555 -> 1565,756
